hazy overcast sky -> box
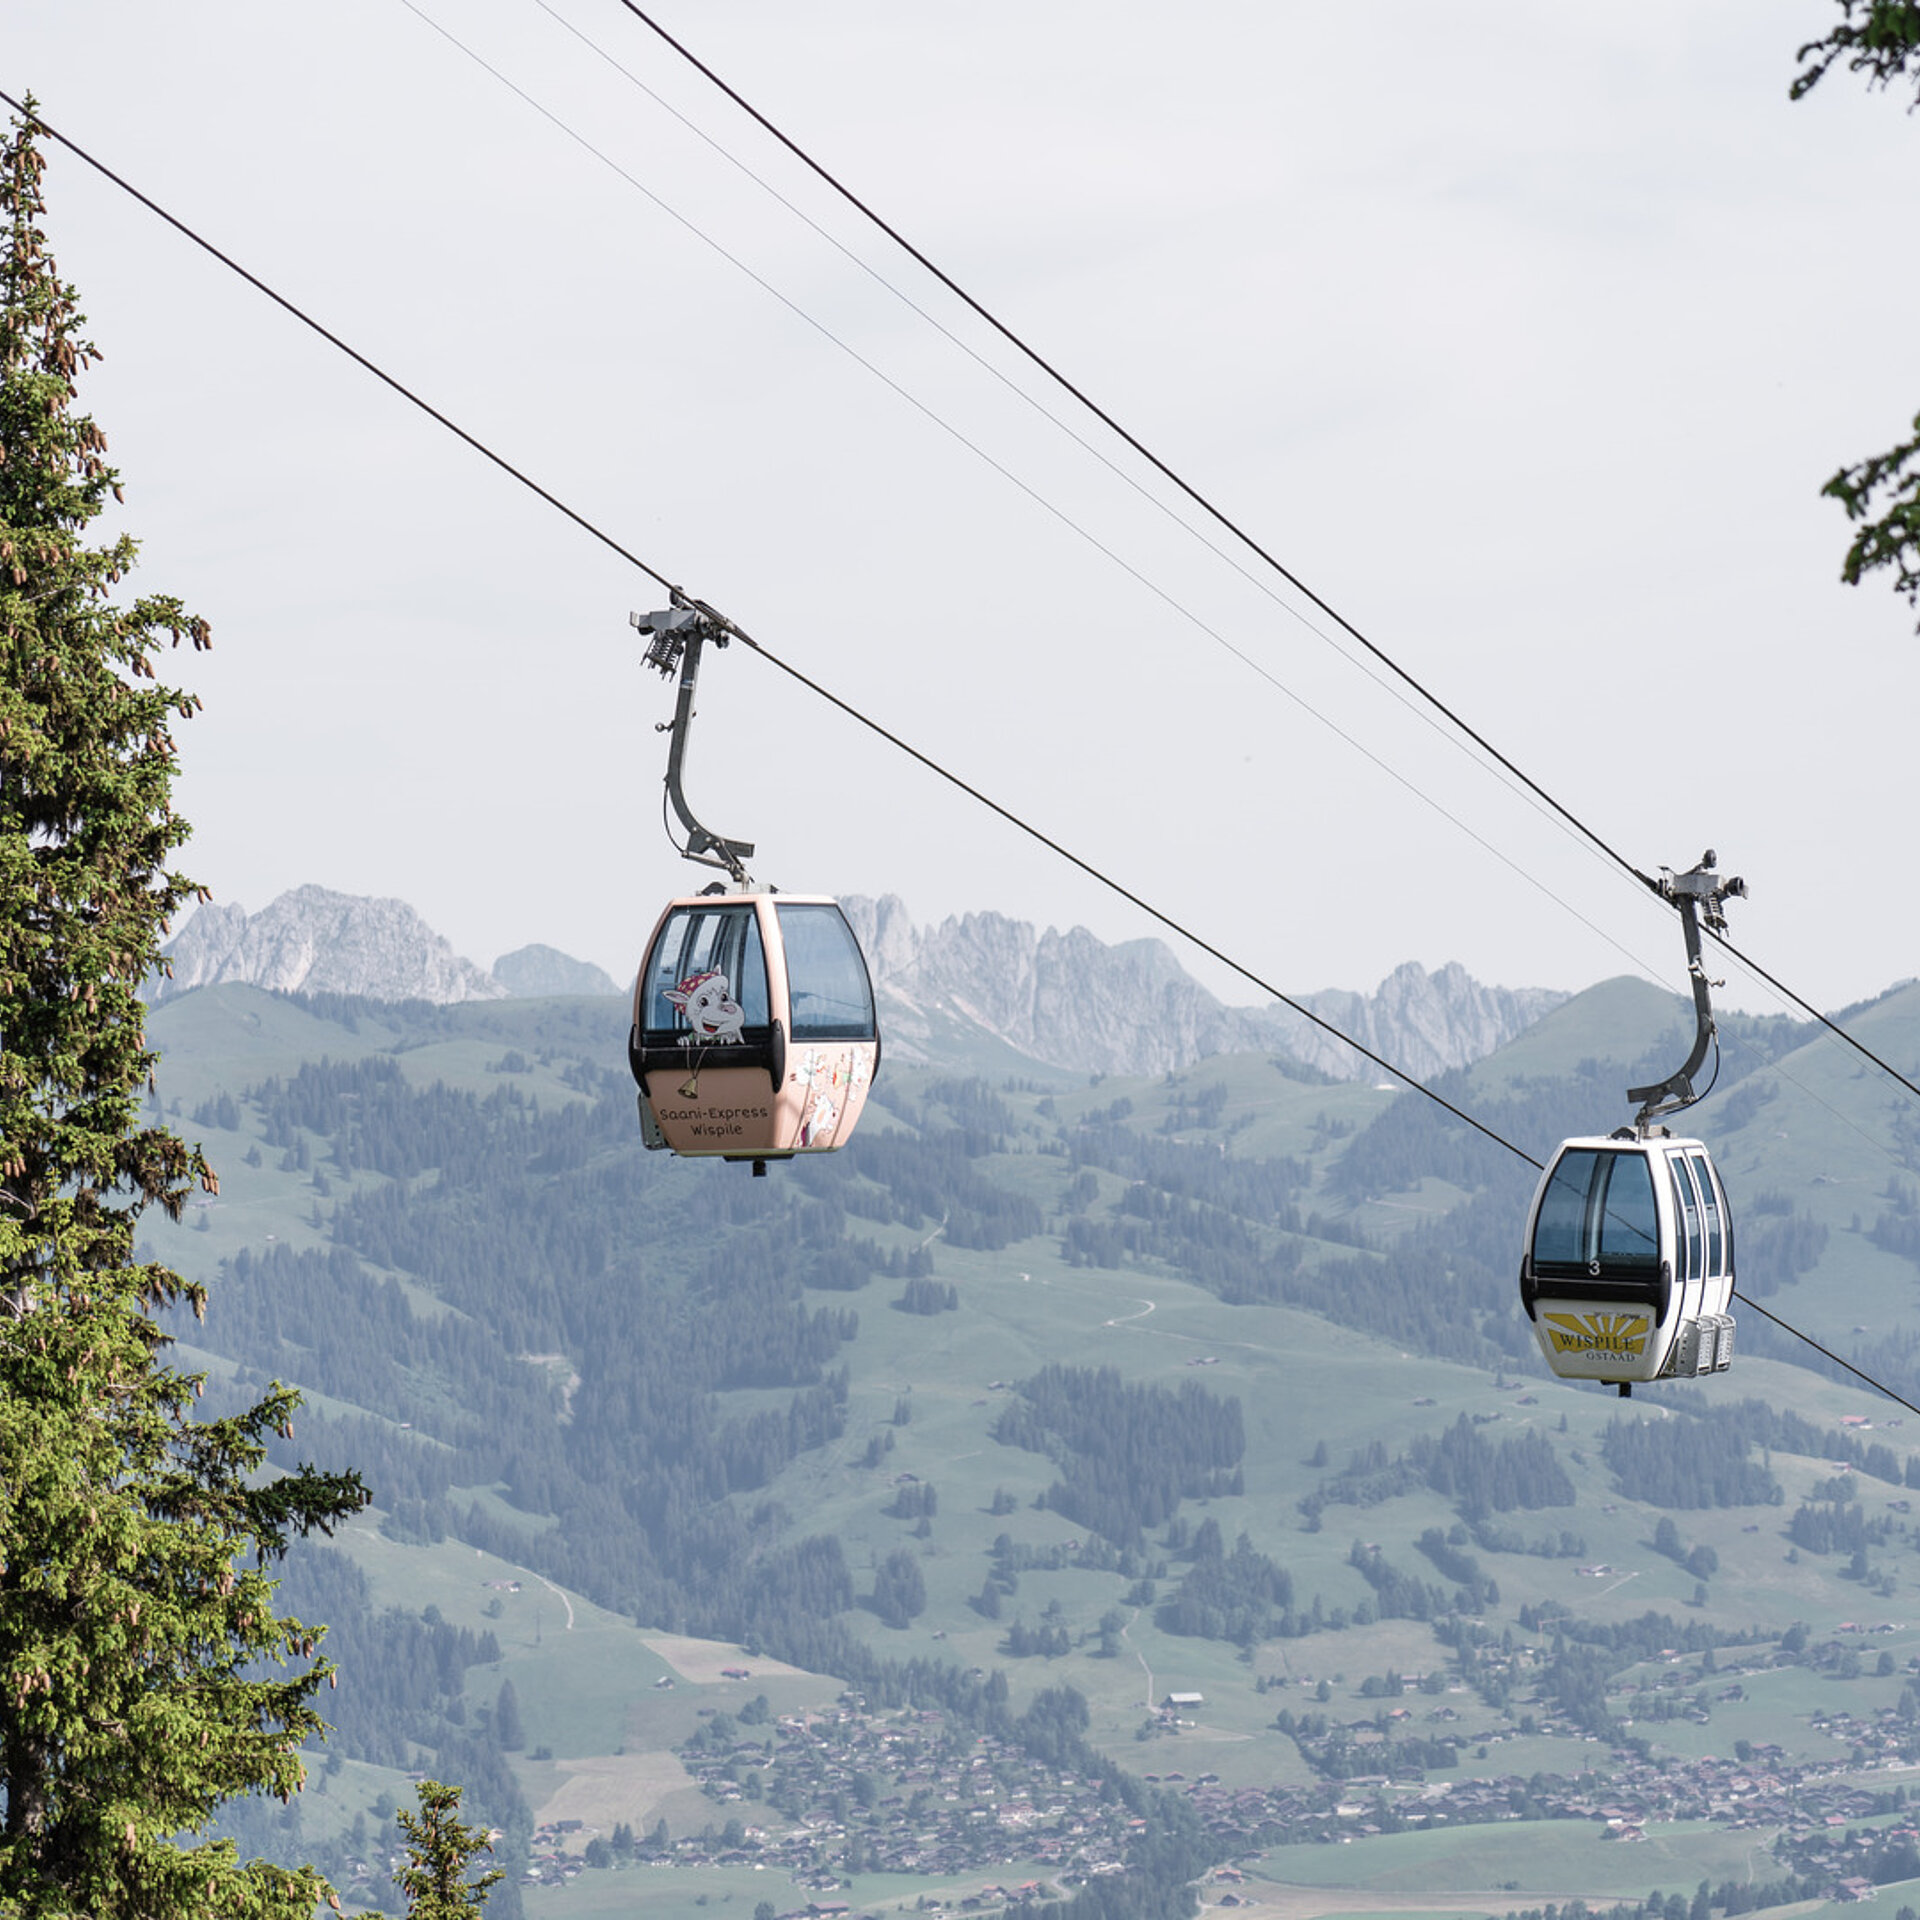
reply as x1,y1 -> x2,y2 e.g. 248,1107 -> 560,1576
8,2 -> 1918,1020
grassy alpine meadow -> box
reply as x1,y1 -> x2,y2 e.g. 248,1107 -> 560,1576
1251,1818 -> 1770,1895
126,975 -> 1920,1916
520,1862 -> 1070,1920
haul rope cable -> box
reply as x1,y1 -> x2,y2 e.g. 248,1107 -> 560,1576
395,4 -> 1910,1179
373,4 -> 1910,1192
7,87 -> 1913,1417
392,0 -> 1643,978
391,6 -> 1920,1149
529,0 -> 1537,778
406,0 -> 1673,989
606,3 -> 1920,1110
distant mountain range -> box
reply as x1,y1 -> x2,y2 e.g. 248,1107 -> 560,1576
154,886 -> 618,1005
843,895 -> 1565,1082
157,883 -> 1566,1082
155,885 -> 1565,1081
137,898 -> 1920,1912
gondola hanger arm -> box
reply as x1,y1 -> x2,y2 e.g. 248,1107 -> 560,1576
632,598 -> 757,885
1626,851 -> 1748,1130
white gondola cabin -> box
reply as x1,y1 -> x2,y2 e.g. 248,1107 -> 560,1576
1518,854 -> 1748,1394
1518,1133 -> 1735,1387
628,891 -> 879,1169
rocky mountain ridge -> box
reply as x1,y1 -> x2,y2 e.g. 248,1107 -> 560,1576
157,886 -> 1563,1081
154,887 -> 617,1005
839,895 -> 1565,1081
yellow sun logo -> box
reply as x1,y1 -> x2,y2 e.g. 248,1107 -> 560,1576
1543,1312 -> 1649,1356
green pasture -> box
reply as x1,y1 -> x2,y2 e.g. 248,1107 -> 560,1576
1300,1912 -> 1505,1920
1461,980 -> 1687,1090
1614,1657 -> 1902,1764
522,1859 -> 1063,1919
1296,1912 -> 1504,1920
1254,1817 -> 1770,1897
130,980 -> 1920,1920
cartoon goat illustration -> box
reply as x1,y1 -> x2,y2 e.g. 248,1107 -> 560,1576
665,970 -> 745,1045
798,1090 -> 838,1149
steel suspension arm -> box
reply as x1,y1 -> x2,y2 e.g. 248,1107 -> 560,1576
633,604 -> 755,883
1626,851 -> 1747,1128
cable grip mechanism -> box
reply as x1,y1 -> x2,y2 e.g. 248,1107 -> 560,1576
631,598 -> 755,885
1626,850 -> 1748,1131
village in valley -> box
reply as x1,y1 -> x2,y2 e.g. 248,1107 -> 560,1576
504,1627 -> 1920,1913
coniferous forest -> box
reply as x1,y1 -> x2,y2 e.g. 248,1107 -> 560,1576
13,12 -> 1920,1914
114,960 -> 1920,1918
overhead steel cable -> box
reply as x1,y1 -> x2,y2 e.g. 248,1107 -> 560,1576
396,0 -> 1589,931
399,2 -> 1920,1182
0,89 -> 679,601
1731,1294 -> 1920,1413
408,2 -> 1920,1176
730,627 -> 1920,1419
11,89 -> 1914,1417
1708,932 -> 1920,1104
0,91 -> 1517,1157
396,0 -> 1693,1008
531,0 -> 1537,795
608,5 -> 1920,1118
608,4 -> 1653,886
726,625 -> 1539,1166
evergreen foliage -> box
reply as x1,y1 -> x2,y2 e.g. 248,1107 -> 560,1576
176,1072 -> 865,1652
868,1548 -> 927,1628
1304,1416 -> 1573,1530
1740,1207 -> 1830,1294
490,1681 -> 524,1754
1408,1415 -> 1575,1516
993,1364 -> 1244,1549
0,103 -> 366,1918
1601,1412 -> 1783,1508
1062,1124 -> 1308,1303
1157,1530 -> 1296,1645
1413,1527 -> 1501,1610
894,1276 -> 958,1314
1790,3 -> 1920,625
393,1780 -> 501,1918
830,1120 -> 1043,1250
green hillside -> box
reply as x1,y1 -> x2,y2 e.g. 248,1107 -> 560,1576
138,980 -> 1920,1920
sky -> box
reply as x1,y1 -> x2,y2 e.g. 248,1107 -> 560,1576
6,1 -> 1919,1021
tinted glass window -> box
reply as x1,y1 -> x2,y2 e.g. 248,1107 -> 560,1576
1595,1154 -> 1660,1272
776,904 -> 876,1041
1672,1153 -> 1704,1280
1690,1151 -> 1724,1276
1532,1149 -> 1660,1277
642,906 -> 769,1038
1668,1162 -> 1694,1286
1533,1153 -> 1600,1271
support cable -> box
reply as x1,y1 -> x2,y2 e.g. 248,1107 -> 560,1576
609,3 -> 1652,889
608,6 -> 1920,1116
397,6 -> 1920,1164
8,85 -> 1912,1413
396,0 -> 1577,925
1733,1293 -> 1919,1412
0,88 -> 677,599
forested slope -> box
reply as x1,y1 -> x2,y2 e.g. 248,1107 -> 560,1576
138,975 -> 1920,1917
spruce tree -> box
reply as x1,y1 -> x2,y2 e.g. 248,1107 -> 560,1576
393,1781 -> 501,1918
490,1680 -> 524,1753
0,100 -> 367,1916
